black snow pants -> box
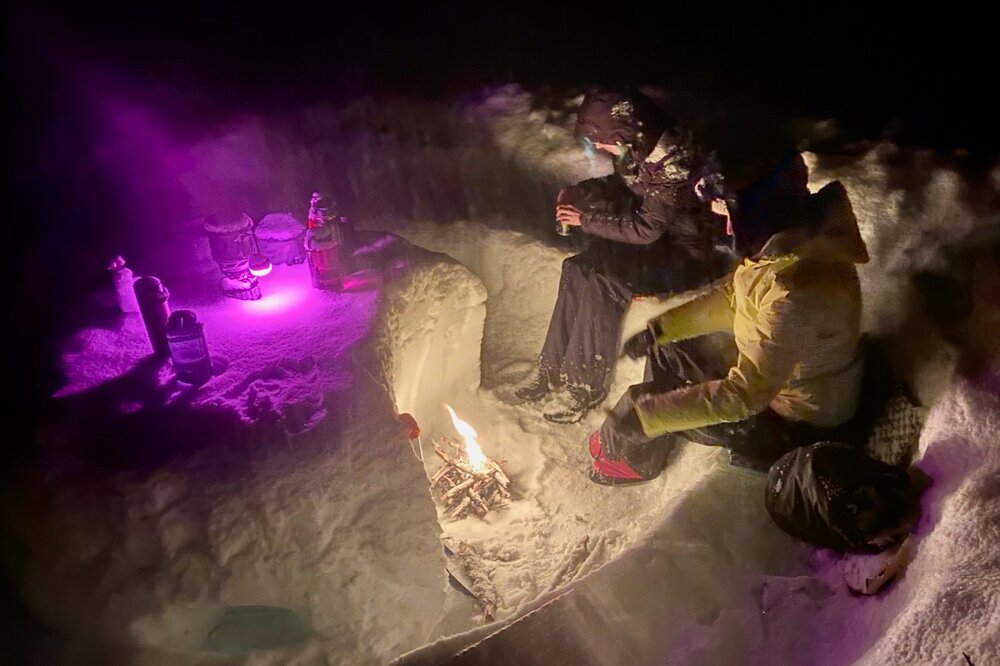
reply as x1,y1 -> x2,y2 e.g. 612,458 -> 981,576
539,238 -> 691,397
599,334 -> 845,475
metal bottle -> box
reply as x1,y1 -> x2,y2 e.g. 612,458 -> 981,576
134,276 -> 171,357
108,255 -> 140,313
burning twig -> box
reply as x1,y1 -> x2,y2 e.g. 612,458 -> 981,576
431,436 -> 510,520
430,465 -> 452,487
444,477 -> 476,500
449,496 -> 473,519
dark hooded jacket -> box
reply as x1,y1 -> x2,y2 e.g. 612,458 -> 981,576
570,91 -> 719,266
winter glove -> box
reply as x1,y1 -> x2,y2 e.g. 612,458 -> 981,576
600,406 -> 646,460
622,328 -> 656,360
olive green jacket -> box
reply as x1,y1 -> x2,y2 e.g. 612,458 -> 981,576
634,182 -> 869,436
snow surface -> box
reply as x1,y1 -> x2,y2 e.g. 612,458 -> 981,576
7,84 -> 999,665
399,376 -> 999,666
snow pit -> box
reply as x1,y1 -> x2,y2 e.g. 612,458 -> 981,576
6,80 -> 1000,664
391,145 -> 1000,664
7,219 -> 731,664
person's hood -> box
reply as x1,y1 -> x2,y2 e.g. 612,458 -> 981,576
758,181 -> 870,266
574,90 -> 669,160
728,152 -> 810,255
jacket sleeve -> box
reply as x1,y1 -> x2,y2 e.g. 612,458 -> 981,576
567,176 -> 631,215
580,176 -> 697,244
633,275 -> 803,435
647,275 -> 735,344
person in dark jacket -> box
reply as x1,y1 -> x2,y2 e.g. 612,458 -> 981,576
516,89 -> 727,423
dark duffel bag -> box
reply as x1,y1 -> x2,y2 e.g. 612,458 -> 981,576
765,441 -> 913,552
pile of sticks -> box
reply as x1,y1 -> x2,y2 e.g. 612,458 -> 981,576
431,436 -> 510,520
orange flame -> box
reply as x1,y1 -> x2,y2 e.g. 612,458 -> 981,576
444,404 -> 486,472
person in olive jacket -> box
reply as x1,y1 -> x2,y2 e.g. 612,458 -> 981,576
516,88 -> 727,424
589,153 -> 871,483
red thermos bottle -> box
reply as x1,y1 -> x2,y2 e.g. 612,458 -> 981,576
305,224 -> 344,291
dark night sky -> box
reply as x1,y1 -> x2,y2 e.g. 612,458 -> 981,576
8,3 -> 993,131
1,2 -> 993,440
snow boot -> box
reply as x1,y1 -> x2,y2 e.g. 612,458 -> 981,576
514,367 -> 551,402
221,272 -> 262,301
543,386 -> 604,424
587,431 -> 657,486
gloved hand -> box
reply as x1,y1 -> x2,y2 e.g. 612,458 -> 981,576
600,407 -> 645,460
622,328 -> 656,360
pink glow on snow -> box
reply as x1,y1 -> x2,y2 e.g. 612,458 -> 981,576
233,263 -> 313,316
239,285 -> 308,316
339,271 -> 381,292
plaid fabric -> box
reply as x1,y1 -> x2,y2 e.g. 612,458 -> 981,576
865,385 -> 926,466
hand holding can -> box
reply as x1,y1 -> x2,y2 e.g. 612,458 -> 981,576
555,204 -> 583,236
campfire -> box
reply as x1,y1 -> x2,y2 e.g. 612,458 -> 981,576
431,405 -> 510,520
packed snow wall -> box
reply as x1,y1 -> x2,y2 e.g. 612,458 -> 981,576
393,222 -> 570,387
377,246 -> 489,437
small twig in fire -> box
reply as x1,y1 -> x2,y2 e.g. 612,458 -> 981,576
431,436 -> 511,520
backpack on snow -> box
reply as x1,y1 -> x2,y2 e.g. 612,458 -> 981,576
765,441 -> 913,552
